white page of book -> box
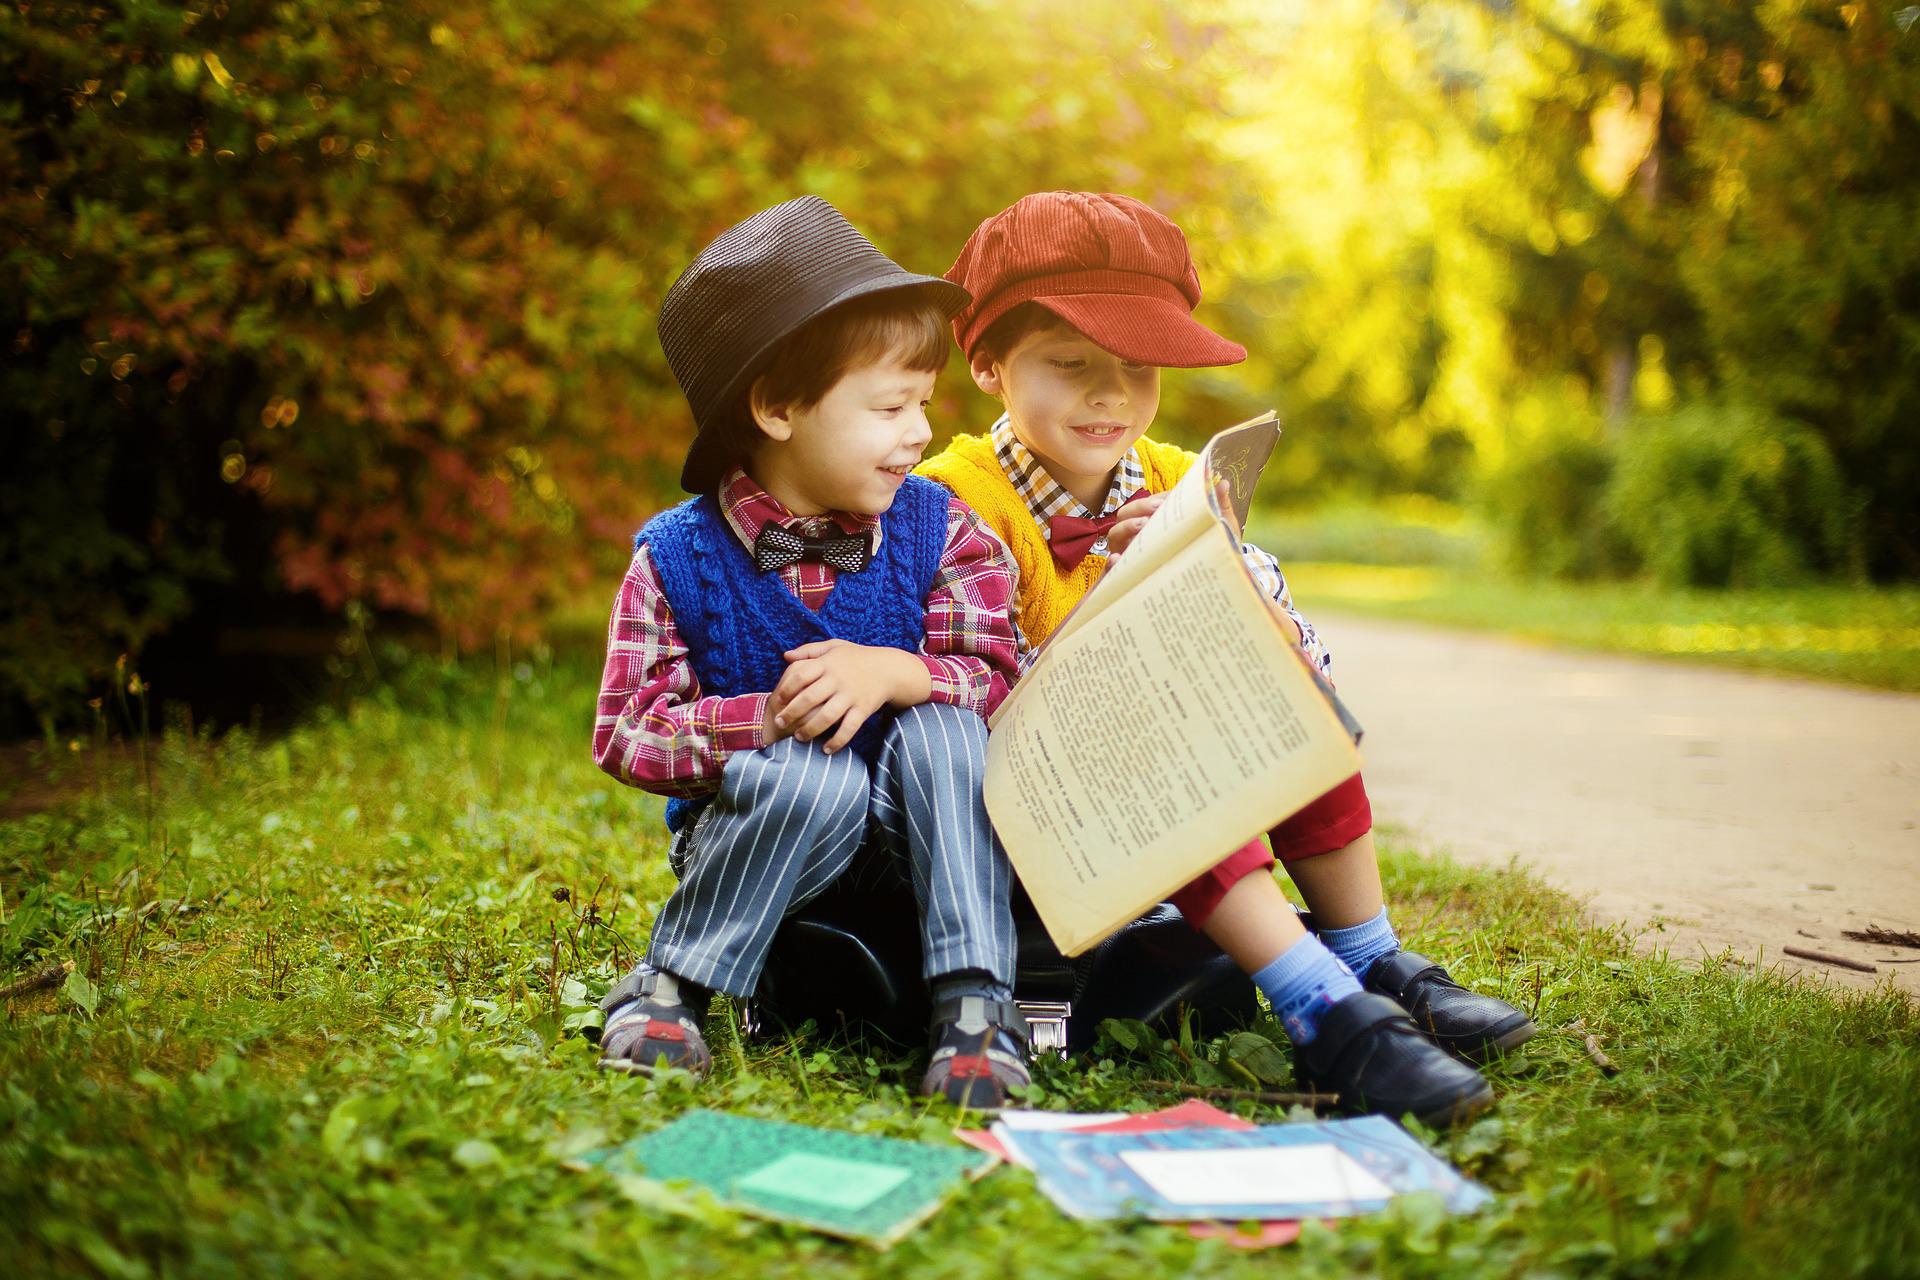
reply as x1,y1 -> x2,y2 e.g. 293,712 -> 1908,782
1120,1145 -> 1395,1208
988,1112 -> 1128,1170
993,1111 -> 1128,1131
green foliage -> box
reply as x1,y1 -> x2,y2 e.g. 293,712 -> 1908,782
7,0 -> 1920,722
1606,402 -> 1863,589
1474,399 -> 1862,588
3,639 -> 1919,1275
1249,496 -> 1487,568
1479,419 -> 1631,581
1,0 -> 1253,720
1225,0 -> 1920,575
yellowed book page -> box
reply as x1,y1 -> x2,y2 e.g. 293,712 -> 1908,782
983,526 -> 1363,956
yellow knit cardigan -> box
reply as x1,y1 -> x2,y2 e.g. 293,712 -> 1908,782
918,431 -> 1196,645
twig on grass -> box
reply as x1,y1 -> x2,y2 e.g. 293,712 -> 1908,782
1566,1018 -> 1619,1076
1138,1079 -> 1339,1109
1,960 -> 74,1001
1782,945 -> 1876,974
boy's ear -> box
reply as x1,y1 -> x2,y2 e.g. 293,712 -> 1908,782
746,377 -> 794,444
968,349 -> 1005,397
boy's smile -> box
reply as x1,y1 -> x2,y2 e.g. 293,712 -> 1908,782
971,325 -> 1161,511
749,355 -> 938,518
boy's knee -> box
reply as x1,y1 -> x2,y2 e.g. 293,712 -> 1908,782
723,735 -> 871,823
887,703 -> 986,771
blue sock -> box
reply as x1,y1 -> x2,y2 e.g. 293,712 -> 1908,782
1318,908 -> 1400,979
1251,936 -> 1362,1045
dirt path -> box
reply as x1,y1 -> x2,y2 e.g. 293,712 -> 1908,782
1319,611 -> 1920,997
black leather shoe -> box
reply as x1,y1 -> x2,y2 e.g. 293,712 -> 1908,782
1364,950 -> 1537,1064
1294,991 -> 1494,1127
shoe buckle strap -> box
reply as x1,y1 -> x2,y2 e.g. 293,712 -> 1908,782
1300,991 -> 1414,1072
1015,1000 -> 1072,1059
931,996 -> 1031,1048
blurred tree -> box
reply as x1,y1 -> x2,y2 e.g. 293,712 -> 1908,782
8,0 -> 1915,725
1221,0 -> 1915,580
0,0 -> 1249,724
1490,0 -> 1919,576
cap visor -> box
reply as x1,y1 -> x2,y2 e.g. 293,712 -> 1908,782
1034,294 -> 1246,368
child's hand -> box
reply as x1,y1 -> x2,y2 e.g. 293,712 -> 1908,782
1207,477 -> 1302,647
768,641 -> 932,754
1103,492 -> 1166,558
1213,477 -> 1242,541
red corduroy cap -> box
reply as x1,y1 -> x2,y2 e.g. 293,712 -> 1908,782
946,191 -> 1247,368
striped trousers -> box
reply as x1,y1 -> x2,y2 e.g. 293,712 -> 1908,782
643,703 -> 1016,998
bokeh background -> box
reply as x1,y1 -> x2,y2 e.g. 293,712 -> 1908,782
5,0 -> 1917,729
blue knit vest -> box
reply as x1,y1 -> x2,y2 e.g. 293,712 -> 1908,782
636,475 -> 949,832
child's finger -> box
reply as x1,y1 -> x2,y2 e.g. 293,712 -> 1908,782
776,678 -> 832,727
1112,493 -> 1164,522
770,660 -> 822,712
793,694 -> 850,743
821,708 -> 869,754
1213,478 -> 1242,538
1105,517 -> 1150,555
783,641 -> 837,661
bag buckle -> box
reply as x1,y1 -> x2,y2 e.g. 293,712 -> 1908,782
1016,1000 -> 1072,1059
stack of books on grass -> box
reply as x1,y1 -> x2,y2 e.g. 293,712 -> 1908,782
570,1102 -> 1488,1250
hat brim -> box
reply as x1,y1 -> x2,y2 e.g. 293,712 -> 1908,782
1030,293 -> 1247,369
679,274 -> 970,493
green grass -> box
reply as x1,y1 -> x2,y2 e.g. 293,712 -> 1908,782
4,636 -> 1919,1278
1269,560 -> 1920,693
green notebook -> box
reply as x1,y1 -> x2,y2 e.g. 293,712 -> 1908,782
570,1110 -> 995,1248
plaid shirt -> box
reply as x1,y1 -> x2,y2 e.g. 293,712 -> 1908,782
989,416 -> 1333,679
593,468 -> 1021,797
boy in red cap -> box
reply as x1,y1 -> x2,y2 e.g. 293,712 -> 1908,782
592,197 -> 1031,1109
920,191 -> 1535,1125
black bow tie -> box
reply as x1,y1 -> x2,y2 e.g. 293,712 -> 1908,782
752,522 -> 872,574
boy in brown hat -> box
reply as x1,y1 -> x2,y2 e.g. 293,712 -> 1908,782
920,191 -> 1535,1125
591,197 -> 1031,1109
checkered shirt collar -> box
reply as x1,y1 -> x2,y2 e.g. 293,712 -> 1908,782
715,466 -> 881,555
988,415 -> 1146,540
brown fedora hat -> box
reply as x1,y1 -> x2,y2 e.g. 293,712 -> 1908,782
659,196 -> 970,493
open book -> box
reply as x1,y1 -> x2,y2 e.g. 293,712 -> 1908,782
983,412 -> 1364,956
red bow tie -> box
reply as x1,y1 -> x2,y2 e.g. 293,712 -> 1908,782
1046,490 -> 1150,569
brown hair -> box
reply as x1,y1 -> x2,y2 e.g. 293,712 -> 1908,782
754,289 -> 949,411
713,290 -> 948,472
971,301 -> 1076,365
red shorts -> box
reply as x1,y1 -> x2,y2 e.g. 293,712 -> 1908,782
1166,773 -> 1373,928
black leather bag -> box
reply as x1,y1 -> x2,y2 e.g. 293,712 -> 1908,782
745,864 -> 1258,1055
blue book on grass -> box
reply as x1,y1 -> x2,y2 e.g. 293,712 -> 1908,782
1000,1115 -> 1490,1221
